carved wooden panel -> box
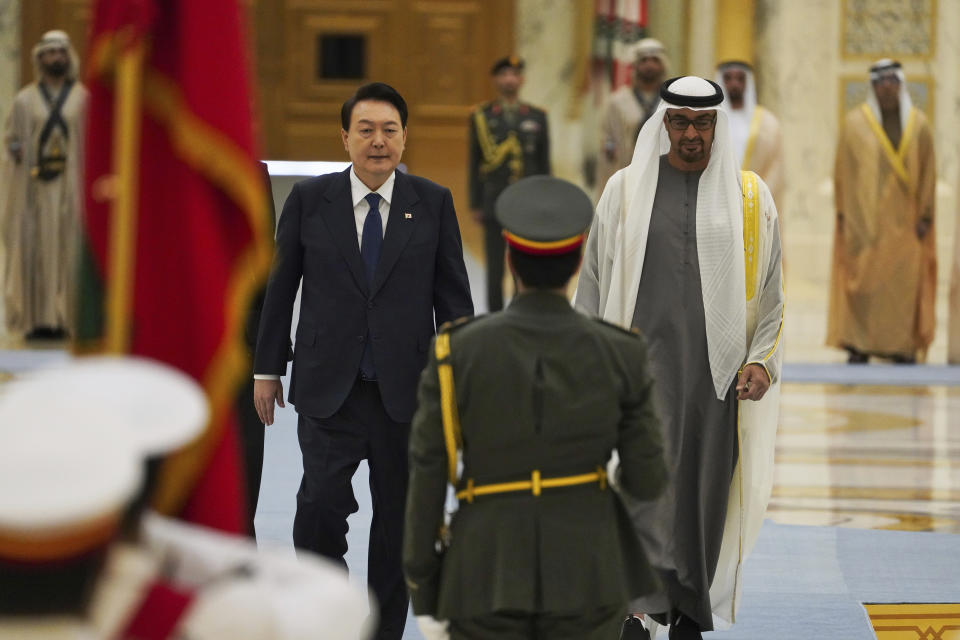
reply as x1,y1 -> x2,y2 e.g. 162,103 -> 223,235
20,0 -> 91,83
23,0 -> 516,232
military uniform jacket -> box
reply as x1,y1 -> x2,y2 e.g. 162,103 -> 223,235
403,291 -> 667,619
468,100 -> 550,216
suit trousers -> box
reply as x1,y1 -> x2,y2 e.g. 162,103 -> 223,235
483,217 -> 507,312
293,378 -> 410,640
449,604 -> 625,640
236,377 -> 264,537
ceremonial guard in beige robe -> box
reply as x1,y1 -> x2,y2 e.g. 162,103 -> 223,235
0,30 -> 88,339
594,39 -> 669,199
828,60 -> 936,363
716,61 -> 784,208
577,77 -> 783,639
948,169 -> 960,363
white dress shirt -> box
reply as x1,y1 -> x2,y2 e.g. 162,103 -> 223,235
254,168 -> 395,381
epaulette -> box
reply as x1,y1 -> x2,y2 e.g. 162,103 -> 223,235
591,316 -> 643,338
438,314 -> 484,334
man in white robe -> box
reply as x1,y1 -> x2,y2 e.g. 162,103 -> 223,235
716,61 -> 784,208
576,76 -> 783,639
0,30 -> 88,340
594,38 -> 669,199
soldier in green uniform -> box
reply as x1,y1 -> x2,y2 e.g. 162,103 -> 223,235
403,175 -> 667,639
468,56 -> 551,312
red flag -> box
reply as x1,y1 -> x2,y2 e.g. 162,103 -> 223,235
591,0 -> 648,100
80,0 -> 272,533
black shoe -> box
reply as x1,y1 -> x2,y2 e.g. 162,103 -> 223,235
25,326 -> 68,341
667,615 -> 703,640
847,347 -> 868,364
620,615 -> 651,640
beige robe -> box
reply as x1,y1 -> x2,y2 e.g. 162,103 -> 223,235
594,86 -> 658,199
741,106 -> 784,210
0,81 -> 88,335
949,171 -> 960,362
828,104 -> 936,359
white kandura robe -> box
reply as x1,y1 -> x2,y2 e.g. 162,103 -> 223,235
576,164 -> 783,629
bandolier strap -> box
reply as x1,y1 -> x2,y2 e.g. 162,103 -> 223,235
473,108 -> 523,181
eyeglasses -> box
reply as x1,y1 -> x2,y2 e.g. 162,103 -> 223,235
666,115 -> 716,131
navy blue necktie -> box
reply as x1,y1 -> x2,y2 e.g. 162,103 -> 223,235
359,193 -> 382,379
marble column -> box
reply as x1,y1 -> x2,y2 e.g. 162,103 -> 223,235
0,0 -> 20,119
0,0 -> 19,337
515,0 -> 591,188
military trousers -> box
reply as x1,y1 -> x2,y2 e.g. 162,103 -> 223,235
449,604 -> 624,640
483,216 -> 508,312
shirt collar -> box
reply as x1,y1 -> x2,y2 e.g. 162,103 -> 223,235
506,290 -> 577,316
350,168 -> 395,209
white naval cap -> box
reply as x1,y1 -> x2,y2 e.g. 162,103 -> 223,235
144,515 -> 374,640
0,356 -> 209,457
0,406 -> 141,562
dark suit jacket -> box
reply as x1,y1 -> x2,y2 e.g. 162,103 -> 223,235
254,167 -> 474,422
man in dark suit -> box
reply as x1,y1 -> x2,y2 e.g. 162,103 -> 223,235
468,56 -> 550,312
404,176 -> 666,639
253,82 -> 474,640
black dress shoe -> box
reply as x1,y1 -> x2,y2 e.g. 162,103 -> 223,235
847,347 -> 868,364
25,326 -> 68,341
620,615 -> 652,640
667,615 -> 703,640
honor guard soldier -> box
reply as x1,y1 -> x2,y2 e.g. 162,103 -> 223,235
0,399 -> 142,639
0,358 -> 374,640
468,56 -> 551,312
404,176 -> 668,639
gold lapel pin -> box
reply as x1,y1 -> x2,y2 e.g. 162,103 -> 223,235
404,212 -> 413,219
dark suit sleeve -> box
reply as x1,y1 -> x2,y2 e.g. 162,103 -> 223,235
616,336 -> 668,501
432,188 -> 474,327
253,182 -> 304,375
403,343 -> 448,615
468,111 -> 483,210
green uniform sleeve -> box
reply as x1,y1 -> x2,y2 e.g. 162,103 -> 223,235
616,336 -> 668,501
402,340 -> 450,615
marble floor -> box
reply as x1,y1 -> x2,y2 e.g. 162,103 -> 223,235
769,383 -> 960,533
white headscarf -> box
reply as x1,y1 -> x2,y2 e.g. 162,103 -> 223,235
597,76 -> 746,399
631,37 -> 671,75
715,61 -> 757,164
865,58 -> 912,132
32,30 -> 80,82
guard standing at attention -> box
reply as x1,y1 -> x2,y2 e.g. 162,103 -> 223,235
404,176 -> 667,640
468,56 -> 551,312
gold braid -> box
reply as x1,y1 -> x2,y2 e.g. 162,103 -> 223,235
473,108 -> 523,182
